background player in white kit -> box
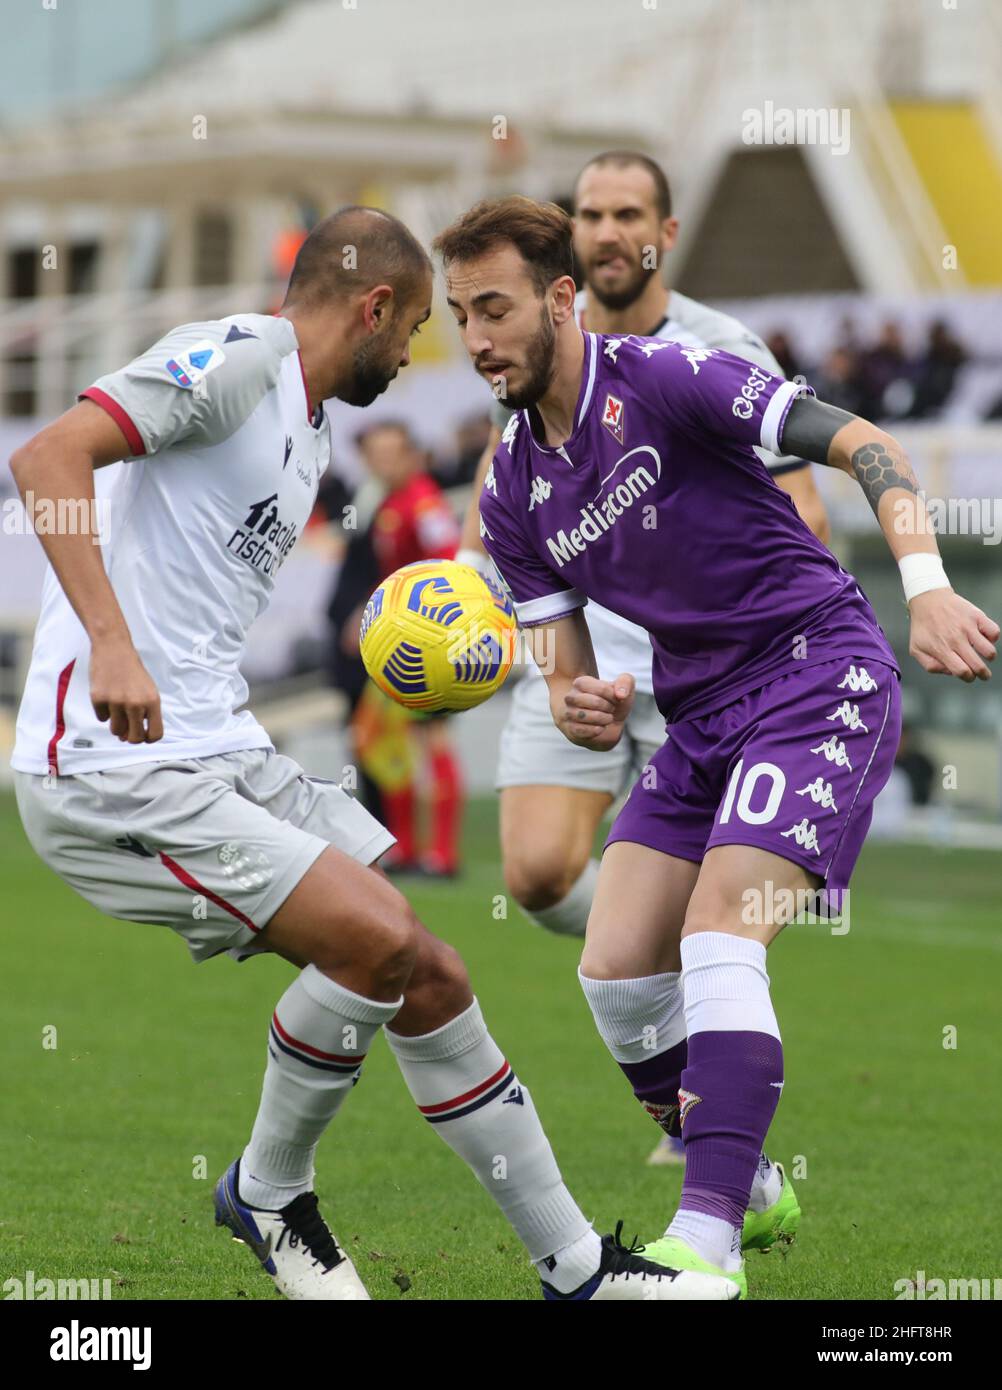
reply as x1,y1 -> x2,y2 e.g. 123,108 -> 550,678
9,206 -> 736,1302
458,152 -> 831,1167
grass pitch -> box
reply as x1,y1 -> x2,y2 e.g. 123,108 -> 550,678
2,791 -> 999,1301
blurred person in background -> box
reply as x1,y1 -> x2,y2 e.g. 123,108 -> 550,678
440,410 -> 494,487
813,345 -> 865,416
765,329 -> 800,382
910,318 -> 967,420
322,461 -> 388,823
857,318 -> 913,420
895,721 -> 936,806
360,421 -> 464,877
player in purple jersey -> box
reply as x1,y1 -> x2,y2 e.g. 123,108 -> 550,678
434,196 -> 999,1298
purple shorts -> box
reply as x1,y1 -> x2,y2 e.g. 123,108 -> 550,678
607,658 -> 902,891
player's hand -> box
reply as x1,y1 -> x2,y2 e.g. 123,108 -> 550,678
558,672 -> 635,750
90,637 -> 164,743
908,589 -> 999,682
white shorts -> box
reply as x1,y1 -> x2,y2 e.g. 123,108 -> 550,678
14,748 -> 395,965
495,674 -> 666,797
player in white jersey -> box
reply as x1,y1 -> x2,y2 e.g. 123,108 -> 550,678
457,151 -> 831,1172
10,206 -> 733,1302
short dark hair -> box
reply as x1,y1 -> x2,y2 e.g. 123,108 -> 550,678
575,151 -> 672,220
355,419 -> 413,450
283,205 -> 431,309
432,196 -> 574,296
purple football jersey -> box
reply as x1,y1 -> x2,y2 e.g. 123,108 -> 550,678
479,333 -> 899,723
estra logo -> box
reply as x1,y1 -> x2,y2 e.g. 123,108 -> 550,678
601,393 -> 625,444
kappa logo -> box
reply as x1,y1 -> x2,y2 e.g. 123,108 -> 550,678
528,475 -> 553,511
838,664 -> 879,693
638,340 -> 671,358
811,734 -> 853,770
796,777 -> 839,812
827,701 -> 869,732
484,461 -> 497,495
604,337 -> 624,364
678,1088 -> 702,1127
681,346 -> 719,375
781,818 -> 822,854
601,393 -> 625,444
501,413 -> 520,451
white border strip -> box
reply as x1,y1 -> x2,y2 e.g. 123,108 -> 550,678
760,380 -> 810,455
514,589 -> 588,625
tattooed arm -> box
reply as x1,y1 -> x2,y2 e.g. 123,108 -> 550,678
780,398 -> 999,682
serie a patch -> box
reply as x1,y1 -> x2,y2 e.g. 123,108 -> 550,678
165,341 -> 226,389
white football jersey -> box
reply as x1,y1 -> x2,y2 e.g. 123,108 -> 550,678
12,313 -> 330,775
496,289 -> 800,692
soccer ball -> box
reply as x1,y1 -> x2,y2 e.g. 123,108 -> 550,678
359,559 -> 517,713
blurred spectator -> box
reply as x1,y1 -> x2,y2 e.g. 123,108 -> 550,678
437,411 -> 494,487
325,470 -> 387,821
895,722 -> 936,806
909,318 -> 967,419
765,330 -> 800,381
834,315 -> 861,357
357,422 -> 465,878
813,346 -> 864,415
857,319 -> 913,420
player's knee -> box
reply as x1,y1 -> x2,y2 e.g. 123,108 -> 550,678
504,841 -> 585,912
407,929 -> 471,1012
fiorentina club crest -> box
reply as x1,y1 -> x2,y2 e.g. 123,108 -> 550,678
643,1099 -> 681,1138
678,1088 -> 702,1127
601,392 -> 625,444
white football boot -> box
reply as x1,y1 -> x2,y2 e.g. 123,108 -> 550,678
540,1223 -> 740,1301
214,1160 -> 369,1300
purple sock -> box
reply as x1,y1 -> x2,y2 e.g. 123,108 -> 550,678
619,1039 -> 688,1137
678,1030 -> 784,1226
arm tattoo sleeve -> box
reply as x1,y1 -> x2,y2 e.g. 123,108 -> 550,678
778,396 -> 856,464
849,439 -> 921,518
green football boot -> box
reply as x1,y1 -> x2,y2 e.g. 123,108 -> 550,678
639,1235 -> 746,1300
742,1161 -> 801,1253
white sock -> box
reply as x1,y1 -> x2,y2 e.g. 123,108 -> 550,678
666,1208 -> 744,1273
680,931 -> 780,1039
578,968 -> 686,1062
535,1227 -> 605,1294
240,966 -> 402,1210
749,1154 -> 783,1212
385,998 -> 596,1275
523,859 -> 599,938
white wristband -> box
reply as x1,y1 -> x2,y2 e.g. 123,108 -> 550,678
898,552 -> 951,604
455,547 -> 490,575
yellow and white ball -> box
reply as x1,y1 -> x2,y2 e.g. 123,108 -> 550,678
359,559 -> 517,713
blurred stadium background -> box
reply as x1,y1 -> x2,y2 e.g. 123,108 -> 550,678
3,0 -> 1002,1304
2,0 -> 1001,840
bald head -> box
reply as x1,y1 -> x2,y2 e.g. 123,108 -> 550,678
283,206 -> 432,310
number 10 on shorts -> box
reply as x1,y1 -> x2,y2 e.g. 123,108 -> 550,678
718,759 -> 787,826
